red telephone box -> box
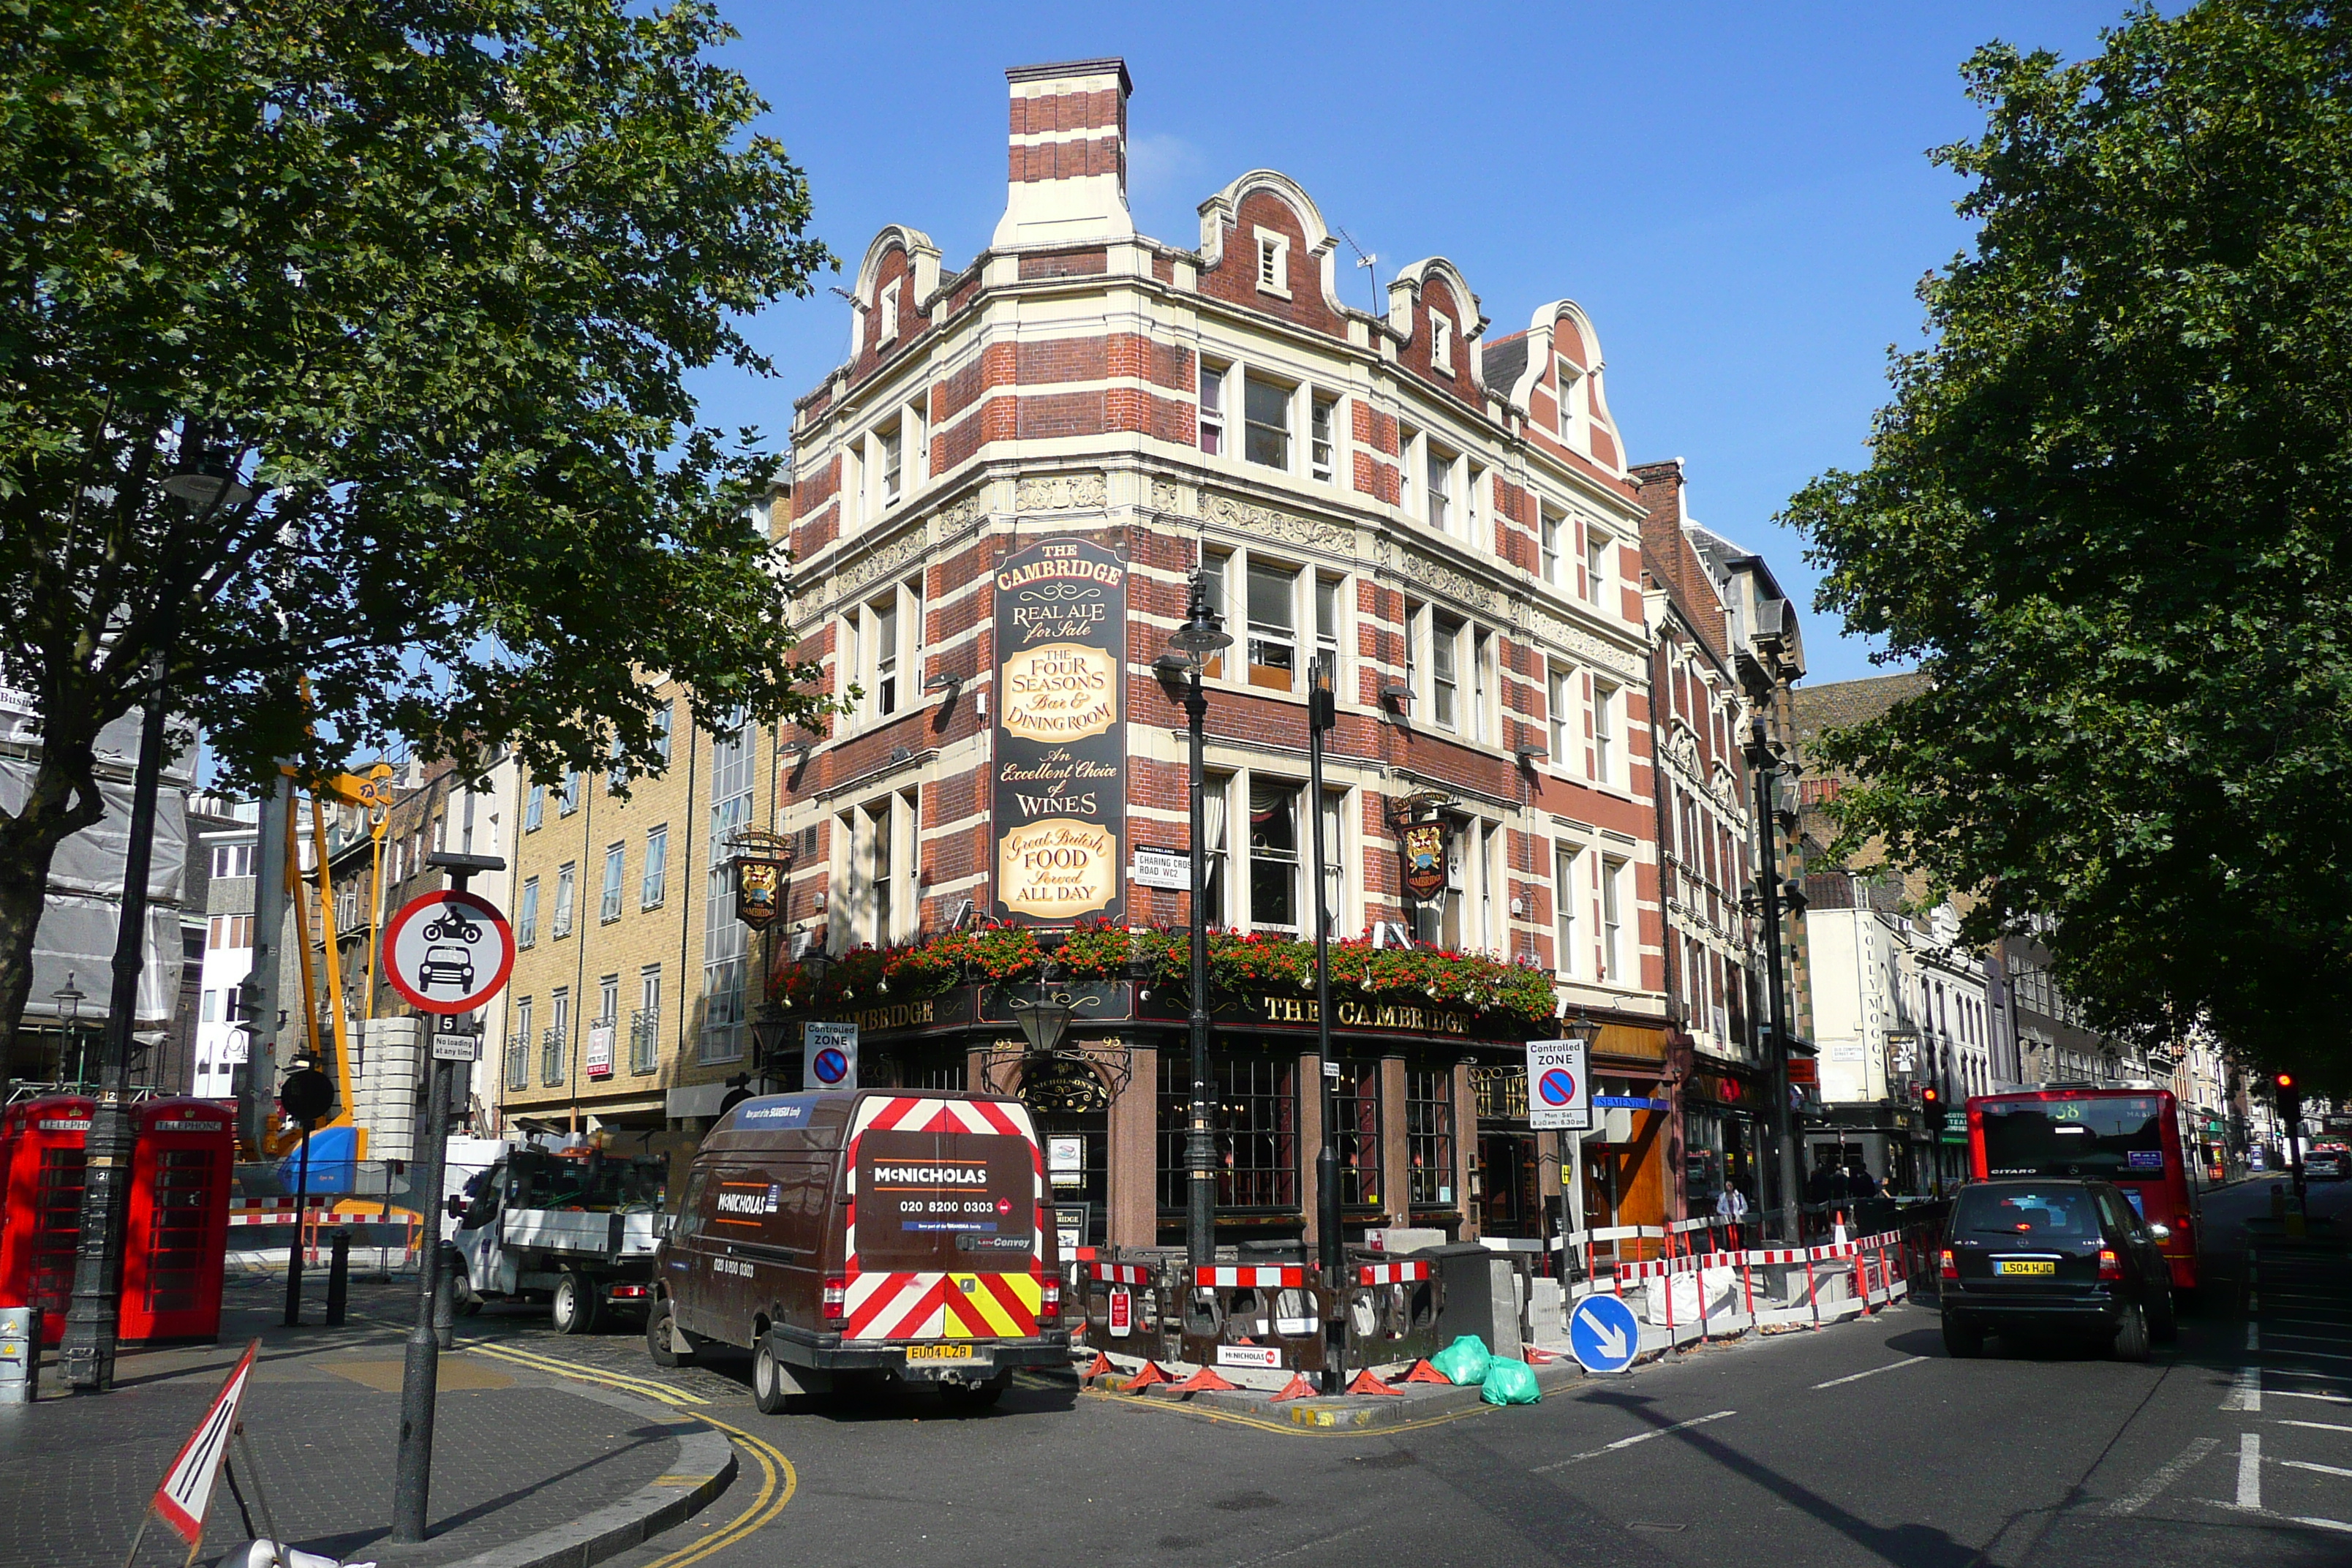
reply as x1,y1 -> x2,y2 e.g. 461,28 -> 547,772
0,1096 -> 233,1346
0,1096 -> 95,1346
120,1098 -> 233,1343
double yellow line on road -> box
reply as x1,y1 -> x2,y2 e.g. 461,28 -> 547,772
464,1339 -> 707,1407
456,1338 -> 797,1566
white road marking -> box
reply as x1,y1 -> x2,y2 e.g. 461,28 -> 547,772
1812,1357 -> 1926,1390
2248,1323 -> 2261,1352
2264,1368 -> 2352,1382
2238,1433 -> 2263,1511
2226,1367 -> 2263,1411
2289,1515 -> 2352,1535
2266,1349 -> 2352,1364
2266,1330 -> 2352,1343
1231,1520 -> 1382,1567
2277,1420 -> 2352,1433
2273,1390 -> 2352,1405
2106,1437 -> 2219,1517
2282,1459 -> 2352,1479
1534,1410 -> 1738,1471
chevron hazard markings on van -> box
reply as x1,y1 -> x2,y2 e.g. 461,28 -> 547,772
842,1093 -> 1048,1342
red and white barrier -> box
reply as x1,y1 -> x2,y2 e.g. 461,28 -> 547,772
1089,1262 -> 1153,1286
1192,1265 -> 1303,1289
1356,1261 -> 1430,1286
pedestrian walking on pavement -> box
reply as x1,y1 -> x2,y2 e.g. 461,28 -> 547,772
1715,1180 -> 1749,1251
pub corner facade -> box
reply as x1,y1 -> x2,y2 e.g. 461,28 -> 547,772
504,59 -> 1810,1255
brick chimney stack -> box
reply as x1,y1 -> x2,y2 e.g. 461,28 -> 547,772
992,59 -> 1135,251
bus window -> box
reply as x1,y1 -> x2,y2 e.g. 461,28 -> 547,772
1979,1096 -> 2165,1180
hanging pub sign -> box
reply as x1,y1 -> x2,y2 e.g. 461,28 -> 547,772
992,537 -> 1127,925
1399,819 -> 1451,902
733,856 -> 786,930
1017,1054 -> 1112,1115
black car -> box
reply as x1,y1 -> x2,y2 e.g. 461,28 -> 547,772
1939,1178 -> 2176,1360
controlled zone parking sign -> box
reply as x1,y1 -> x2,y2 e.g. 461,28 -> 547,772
1567,1292 -> 1640,1375
804,1021 -> 858,1090
1526,1038 -> 1591,1131
382,889 -> 514,1015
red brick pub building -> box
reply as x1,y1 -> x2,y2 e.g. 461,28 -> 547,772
769,59 -> 1728,1256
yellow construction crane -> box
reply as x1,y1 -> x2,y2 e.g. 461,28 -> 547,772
260,761 -> 394,1156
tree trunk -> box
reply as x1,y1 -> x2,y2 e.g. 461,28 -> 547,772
0,734 -> 109,1070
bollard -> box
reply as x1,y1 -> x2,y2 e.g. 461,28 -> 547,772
325,1229 -> 350,1327
0,1308 -> 41,1405
433,1240 -> 459,1351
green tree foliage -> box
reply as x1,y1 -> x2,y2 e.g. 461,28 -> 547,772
1785,1 -> 2352,1088
0,0 -> 836,1051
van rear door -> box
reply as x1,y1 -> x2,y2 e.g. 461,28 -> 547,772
843,1096 -> 1044,1343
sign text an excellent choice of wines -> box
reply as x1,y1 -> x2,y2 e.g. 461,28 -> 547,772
993,538 -> 1127,924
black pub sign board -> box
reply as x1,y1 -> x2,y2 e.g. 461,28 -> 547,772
991,537 -> 1127,927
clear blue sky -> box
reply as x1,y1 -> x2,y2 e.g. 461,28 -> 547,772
696,1 -> 2134,686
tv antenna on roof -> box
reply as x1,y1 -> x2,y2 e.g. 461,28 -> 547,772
1336,227 -> 1381,317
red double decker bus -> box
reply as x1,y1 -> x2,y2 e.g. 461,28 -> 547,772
1967,1088 -> 2201,1291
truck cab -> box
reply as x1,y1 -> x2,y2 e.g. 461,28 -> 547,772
451,1145 -> 668,1333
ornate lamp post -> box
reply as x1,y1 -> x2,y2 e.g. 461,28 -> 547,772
1306,653 -> 1344,1386
1742,719 -> 1804,1245
51,974 -> 84,1088
1156,570 -> 1232,1272
1008,963 -> 1077,1060
59,646 -> 170,1395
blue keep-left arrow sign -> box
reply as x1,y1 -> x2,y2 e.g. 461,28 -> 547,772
1567,1292 -> 1640,1374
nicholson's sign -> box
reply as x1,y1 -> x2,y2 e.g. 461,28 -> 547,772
992,537 -> 1127,924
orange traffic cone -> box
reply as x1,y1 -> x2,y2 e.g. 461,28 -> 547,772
1269,1372 -> 1319,1401
1345,1368 -> 1402,1396
1523,1347 -> 1558,1365
1124,1360 -> 1173,1391
1171,1366 -> 1238,1393
1401,1359 -> 1451,1384
1082,1352 -> 1117,1379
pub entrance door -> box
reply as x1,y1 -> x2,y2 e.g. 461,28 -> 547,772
1476,1132 -> 1542,1238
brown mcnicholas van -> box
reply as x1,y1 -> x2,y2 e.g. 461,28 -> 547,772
645,1088 -> 1066,1411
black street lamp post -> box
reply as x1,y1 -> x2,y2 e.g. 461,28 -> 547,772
1743,720 -> 1804,1245
1307,655 -> 1345,1388
59,649 -> 170,1394
1158,571 -> 1232,1273
51,974 -> 85,1088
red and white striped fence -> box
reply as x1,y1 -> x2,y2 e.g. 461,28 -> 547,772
1192,1265 -> 1305,1290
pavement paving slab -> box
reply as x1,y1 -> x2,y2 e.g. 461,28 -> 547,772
0,1277 -> 706,1568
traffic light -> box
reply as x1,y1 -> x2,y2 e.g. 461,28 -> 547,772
1920,1084 -> 1942,1113
2274,1071 -> 2303,1135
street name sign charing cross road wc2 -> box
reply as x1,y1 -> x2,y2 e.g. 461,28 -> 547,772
382,889 -> 516,1017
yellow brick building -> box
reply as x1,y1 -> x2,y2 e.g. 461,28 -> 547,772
496,499 -> 795,1169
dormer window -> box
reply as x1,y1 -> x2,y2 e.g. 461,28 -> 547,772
1556,355 -> 1582,444
1254,230 -> 1291,298
1431,313 -> 1453,374
878,279 -> 902,345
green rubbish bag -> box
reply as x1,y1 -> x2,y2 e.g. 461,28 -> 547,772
1480,1357 -> 1542,1406
1429,1333 -> 1492,1387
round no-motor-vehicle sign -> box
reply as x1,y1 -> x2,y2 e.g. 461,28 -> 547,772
382,889 -> 515,1014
